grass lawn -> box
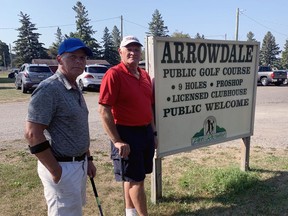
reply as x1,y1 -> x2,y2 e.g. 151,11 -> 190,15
0,70 -> 31,102
1,142 -> 288,215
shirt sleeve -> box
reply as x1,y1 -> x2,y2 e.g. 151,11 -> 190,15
27,85 -> 56,126
98,69 -> 120,106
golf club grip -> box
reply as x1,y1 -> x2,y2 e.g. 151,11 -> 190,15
90,177 -> 99,196
90,177 -> 104,216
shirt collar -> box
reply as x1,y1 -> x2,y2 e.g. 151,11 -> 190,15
55,70 -> 74,90
119,62 -> 142,77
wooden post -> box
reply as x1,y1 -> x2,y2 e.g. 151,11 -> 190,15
241,137 -> 250,171
151,157 -> 162,204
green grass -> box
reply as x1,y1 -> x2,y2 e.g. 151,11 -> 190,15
1,145 -> 288,215
0,70 -> 15,83
0,70 -> 32,102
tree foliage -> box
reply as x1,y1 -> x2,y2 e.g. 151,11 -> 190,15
0,41 -> 10,67
14,12 -> 48,66
171,31 -> 191,38
281,39 -> 288,69
246,31 -> 257,42
147,9 -> 169,37
101,27 -> 119,65
259,31 -> 281,67
111,25 -> 121,63
47,27 -> 63,59
71,1 -> 101,58
111,26 -> 121,49
194,33 -> 205,39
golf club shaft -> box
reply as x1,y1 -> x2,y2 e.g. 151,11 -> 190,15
90,177 -> 104,216
121,158 -> 126,216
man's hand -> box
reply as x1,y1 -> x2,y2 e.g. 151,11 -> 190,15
114,142 -> 130,158
88,161 -> 97,178
52,165 -> 62,184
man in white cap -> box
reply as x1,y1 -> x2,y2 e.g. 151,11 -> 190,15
25,37 -> 96,216
98,35 -> 157,216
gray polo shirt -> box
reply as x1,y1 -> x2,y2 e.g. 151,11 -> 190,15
27,71 -> 90,157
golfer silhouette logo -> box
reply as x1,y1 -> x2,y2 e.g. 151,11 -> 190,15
204,116 -> 216,135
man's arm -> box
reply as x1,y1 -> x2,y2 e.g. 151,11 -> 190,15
25,121 -> 62,183
98,103 -> 130,158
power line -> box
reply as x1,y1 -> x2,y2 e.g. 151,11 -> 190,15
240,11 -> 288,38
123,19 -> 149,30
0,16 -> 122,30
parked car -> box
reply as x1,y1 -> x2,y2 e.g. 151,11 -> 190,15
76,64 -> 108,91
15,63 -> 53,93
283,70 -> 288,85
8,68 -> 19,79
138,60 -> 145,69
257,66 -> 287,86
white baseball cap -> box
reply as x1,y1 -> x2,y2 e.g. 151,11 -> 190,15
120,36 -> 143,47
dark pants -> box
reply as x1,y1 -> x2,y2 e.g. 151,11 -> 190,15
111,124 -> 155,182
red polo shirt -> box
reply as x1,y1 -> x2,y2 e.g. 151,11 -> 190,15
99,62 -> 153,126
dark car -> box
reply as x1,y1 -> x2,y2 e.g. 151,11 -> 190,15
15,63 -> 53,93
257,66 -> 287,86
138,60 -> 145,69
8,68 -> 19,79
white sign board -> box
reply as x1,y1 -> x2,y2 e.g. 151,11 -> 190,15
146,37 -> 259,158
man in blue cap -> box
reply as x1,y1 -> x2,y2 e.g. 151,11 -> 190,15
25,38 -> 96,216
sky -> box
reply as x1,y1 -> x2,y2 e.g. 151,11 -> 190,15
1,0 -> 288,52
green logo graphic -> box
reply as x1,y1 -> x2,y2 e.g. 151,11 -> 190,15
191,116 -> 226,145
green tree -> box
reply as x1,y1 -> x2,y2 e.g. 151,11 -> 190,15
281,39 -> 288,69
147,9 -> 169,37
14,12 -> 48,66
171,31 -> 191,38
101,27 -> 119,65
194,33 -> 205,39
111,25 -> 121,62
259,31 -> 281,67
71,1 -> 101,58
0,41 -> 10,68
246,31 -> 257,42
47,27 -> 63,59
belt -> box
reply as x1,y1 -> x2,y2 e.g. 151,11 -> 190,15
55,153 -> 86,162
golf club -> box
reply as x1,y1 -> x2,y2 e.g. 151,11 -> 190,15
90,177 -> 104,216
121,157 -> 126,216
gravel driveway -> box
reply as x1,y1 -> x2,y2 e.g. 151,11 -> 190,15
1,86 -> 288,150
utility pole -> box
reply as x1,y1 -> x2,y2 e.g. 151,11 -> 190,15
120,15 -> 123,41
235,8 -> 239,41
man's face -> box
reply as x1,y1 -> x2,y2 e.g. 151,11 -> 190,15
58,49 -> 87,79
119,43 -> 142,66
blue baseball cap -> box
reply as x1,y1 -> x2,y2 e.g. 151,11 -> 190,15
58,38 -> 93,56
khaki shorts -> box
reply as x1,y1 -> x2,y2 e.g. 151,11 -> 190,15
37,160 -> 87,216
